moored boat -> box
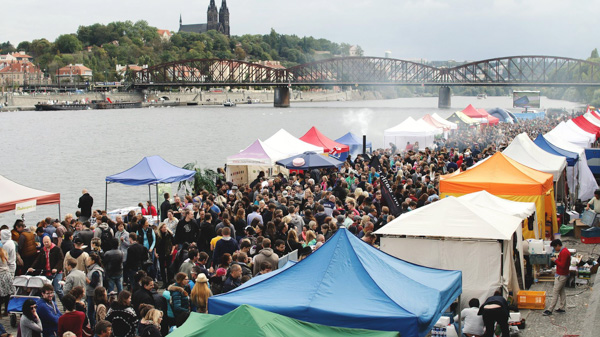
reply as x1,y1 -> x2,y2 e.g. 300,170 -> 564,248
35,103 -> 90,111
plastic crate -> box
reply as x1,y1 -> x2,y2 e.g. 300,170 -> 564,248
581,236 -> 600,244
517,290 -> 546,310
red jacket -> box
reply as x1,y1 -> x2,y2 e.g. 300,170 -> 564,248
555,247 -> 571,276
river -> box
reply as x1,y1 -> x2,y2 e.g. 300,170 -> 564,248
0,95 -> 582,223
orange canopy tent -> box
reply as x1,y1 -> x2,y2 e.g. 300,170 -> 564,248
440,152 -> 557,240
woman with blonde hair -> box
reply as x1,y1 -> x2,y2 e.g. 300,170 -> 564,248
303,230 -> 317,247
0,247 -> 15,315
138,309 -> 162,337
190,274 -> 212,313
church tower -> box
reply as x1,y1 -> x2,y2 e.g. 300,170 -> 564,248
219,0 -> 230,36
207,0 -> 219,31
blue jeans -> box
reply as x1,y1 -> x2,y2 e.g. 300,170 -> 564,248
87,296 -> 96,329
107,274 -> 123,294
52,273 -> 64,301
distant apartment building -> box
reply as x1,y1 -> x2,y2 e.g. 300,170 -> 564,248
56,64 -> 93,83
0,61 -> 47,87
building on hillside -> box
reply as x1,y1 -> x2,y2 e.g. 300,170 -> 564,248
179,0 -> 230,36
0,61 -> 47,87
56,64 -> 93,83
254,60 -> 285,69
116,64 -> 147,78
0,52 -> 33,63
157,29 -> 173,41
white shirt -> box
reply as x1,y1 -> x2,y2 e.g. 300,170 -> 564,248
454,307 -> 484,336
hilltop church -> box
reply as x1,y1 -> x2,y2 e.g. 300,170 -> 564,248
178,0 -> 230,36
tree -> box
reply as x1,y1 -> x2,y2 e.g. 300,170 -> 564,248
234,46 -> 246,60
592,48 -> 599,59
55,34 -> 83,54
178,163 -> 218,194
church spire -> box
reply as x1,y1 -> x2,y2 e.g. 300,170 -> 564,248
179,14 -> 182,25
219,0 -> 230,36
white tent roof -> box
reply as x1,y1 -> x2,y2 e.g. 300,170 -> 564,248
0,175 -> 60,213
383,117 -> 438,148
584,112 -> 600,128
226,139 -> 289,167
543,133 -> 598,200
566,120 -> 596,143
546,122 -> 593,148
263,129 -> 324,158
502,133 -> 567,181
431,113 -> 458,130
458,190 -> 536,219
375,196 -> 523,240
416,118 -> 443,135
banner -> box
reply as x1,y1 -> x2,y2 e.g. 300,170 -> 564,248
15,199 -> 37,215
379,174 -> 402,216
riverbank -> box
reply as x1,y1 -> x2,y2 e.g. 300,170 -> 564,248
0,89 -> 385,111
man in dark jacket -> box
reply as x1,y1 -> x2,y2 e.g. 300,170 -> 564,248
212,227 -> 238,268
131,276 -> 155,316
222,264 -> 242,293
78,189 -> 93,222
126,233 -> 148,290
478,290 -> 509,337
160,193 -> 171,222
103,238 -> 124,294
175,210 -> 199,245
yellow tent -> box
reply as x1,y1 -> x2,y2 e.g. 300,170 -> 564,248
446,111 -> 479,126
440,152 -> 557,240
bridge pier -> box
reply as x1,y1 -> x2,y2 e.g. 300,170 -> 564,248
274,87 -> 290,108
438,86 -> 451,109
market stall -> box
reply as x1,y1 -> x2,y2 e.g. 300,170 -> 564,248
335,132 -> 372,157
225,139 -> 289,185
300,126 -> 349,161
0,174 -> 60,215
383,117 -> 438,149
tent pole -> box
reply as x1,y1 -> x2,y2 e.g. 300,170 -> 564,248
457,294 -> 462,337
148,185 -> 151,205
58,203 -> 61,220
105,182 -> 108,212
500,241 -> 505,296
155,184 -> 159,221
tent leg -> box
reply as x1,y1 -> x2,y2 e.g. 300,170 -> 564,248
58,203 -> 61,220
457,294 -> 462,337
148,185 -> 151,204
156,184 -> 159,220
105,182 -> 108,212
500,241 -> 505,296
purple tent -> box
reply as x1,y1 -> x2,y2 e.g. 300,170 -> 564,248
226,140 -> 288,185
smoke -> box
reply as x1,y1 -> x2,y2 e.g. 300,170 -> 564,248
342,109 -> 374,136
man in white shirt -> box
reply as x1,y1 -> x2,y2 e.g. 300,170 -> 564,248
454,298 -> 485,337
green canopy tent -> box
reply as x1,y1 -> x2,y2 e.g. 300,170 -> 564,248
169,305 -> 400,337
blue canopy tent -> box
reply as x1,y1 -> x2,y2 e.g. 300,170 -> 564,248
275,151 -> 344,170
208,228 -> 462,337
487,108 -> 516,124
335,132 -> 372,157
104,155 -> 195,214
533,134 -> 578,167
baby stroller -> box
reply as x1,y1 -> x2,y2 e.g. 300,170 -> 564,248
7,274 -> 52,327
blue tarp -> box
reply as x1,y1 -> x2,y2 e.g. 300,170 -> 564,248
275,151 -> 344,170
533,134 -> 578,167
208,228 -> 462,337
105,155 -> 195,186
335,132 -> 372,157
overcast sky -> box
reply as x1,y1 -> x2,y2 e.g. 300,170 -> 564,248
3,0 -> 598,62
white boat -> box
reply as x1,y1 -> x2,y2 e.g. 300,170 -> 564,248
477,94 -> 487,99
224,101 -> 236,107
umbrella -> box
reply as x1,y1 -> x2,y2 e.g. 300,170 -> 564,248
276,151 -> 344,170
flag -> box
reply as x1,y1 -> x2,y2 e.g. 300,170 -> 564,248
379,174 -> 402,216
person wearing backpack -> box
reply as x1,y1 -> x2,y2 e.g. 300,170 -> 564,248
94,223 -> 114,254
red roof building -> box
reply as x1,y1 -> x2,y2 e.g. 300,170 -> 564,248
56,64 -> 93,83
0,61 -> 46,86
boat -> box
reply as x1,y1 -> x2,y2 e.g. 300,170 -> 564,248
477,94 -> 487,99
223,100 -> 236,107
90,100 -> 142,109
35,103 -> 90,111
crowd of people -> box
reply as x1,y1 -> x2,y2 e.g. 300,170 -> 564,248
0,109 -> 580,337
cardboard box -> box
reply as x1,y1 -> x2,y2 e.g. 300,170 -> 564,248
574,219 -> 591,239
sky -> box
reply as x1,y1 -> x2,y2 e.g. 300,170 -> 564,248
3,0 -> 598,62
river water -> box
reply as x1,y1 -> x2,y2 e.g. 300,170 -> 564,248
0,95 -> 581,223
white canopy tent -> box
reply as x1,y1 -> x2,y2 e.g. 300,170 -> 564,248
0,175 -> 61,215
375,195 -> 527,306
546,122 -> 593,149
431,113 -> 458,130
416,118 -> 443,135
566,120 -> 596,145
503,133 -> 567,182
383,117 -> 438,149
543,133 -> 598,201
225,139 -> 290,185
263,129 -> 324,158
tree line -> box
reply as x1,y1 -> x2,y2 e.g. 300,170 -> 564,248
0,20 -> 362,82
